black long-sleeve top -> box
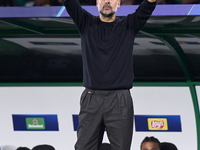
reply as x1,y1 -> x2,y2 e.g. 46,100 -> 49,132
63,0 -> 156,90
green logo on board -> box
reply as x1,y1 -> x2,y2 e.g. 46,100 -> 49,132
26,118 -> 45,130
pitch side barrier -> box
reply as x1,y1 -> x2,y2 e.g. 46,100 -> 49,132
0,4 -> 200,18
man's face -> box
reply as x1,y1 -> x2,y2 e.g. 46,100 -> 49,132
141,142 -> 160,150
96,0 -> 121,17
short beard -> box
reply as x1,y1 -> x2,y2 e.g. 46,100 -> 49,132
100,10 -> 115,18
99,5 -> 116,18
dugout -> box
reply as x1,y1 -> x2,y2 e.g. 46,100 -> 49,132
0,4 -> 200,150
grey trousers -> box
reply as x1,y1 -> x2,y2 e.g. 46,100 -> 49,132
75,88 -> 134,150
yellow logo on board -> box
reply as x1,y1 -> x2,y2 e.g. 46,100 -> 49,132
148,118 -> 168,130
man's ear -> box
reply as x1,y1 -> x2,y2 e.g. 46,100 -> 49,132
96,0 -> 98,6
117,0 -> 121,7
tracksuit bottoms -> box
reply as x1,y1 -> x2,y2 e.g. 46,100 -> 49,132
75,88 -> 134,150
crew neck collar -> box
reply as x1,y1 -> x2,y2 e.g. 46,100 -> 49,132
98,16 -> 118,24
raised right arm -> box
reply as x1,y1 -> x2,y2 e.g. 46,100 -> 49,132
62,0 -> 89,33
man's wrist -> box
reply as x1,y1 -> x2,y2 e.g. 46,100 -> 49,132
147,0 -> 156,3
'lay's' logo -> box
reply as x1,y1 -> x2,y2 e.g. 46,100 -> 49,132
148,118 -> 168,130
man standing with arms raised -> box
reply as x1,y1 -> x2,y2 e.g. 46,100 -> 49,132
62,0 -> 156,149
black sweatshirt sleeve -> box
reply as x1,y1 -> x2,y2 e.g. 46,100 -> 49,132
62,0 -> 93,33
128,0 -> 156,35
